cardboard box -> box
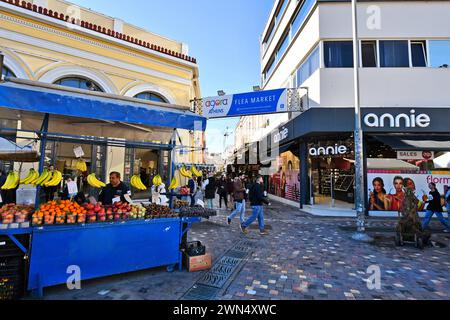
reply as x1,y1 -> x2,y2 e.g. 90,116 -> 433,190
185,253 -> 212,272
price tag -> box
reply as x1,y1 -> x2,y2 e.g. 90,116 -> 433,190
73,146 -> 85,158
112,196 -> 121,204
67,181 -> 78,196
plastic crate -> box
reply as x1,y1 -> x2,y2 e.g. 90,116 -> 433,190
0,234 -> 30,257
0,256 -> 26,300
186,241 -> 206,257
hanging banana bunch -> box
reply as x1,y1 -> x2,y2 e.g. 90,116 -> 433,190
151,174 -> 163,187
1,172 -> 20,190
43,170 -> 63,187
87,173 -> 106,189
76,159 -> 88,172
168,176 -> 179,190
190,165 -> 203,178
20,169 -> 40,185
131,174 -> 148,191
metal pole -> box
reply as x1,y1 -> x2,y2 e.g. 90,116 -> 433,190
351,0 -> 373,242
35,113 -> 49,207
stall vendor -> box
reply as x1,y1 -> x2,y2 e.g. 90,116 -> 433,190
98,172 -> 130,205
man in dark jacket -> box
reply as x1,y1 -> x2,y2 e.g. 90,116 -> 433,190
227,174 -> 246,225
98,172 -> 130,205
240,175 -> 270,235
422,182 -> 450,232
203,174 -> 216,209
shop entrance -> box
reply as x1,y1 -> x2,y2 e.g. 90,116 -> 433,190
309,139 -> 355,209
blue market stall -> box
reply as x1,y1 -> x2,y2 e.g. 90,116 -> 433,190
0,78 -> 207,297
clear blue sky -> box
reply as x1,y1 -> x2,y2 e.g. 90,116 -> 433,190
70,0 -> 275,153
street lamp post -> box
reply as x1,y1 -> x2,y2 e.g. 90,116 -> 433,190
351,0 -> 373,242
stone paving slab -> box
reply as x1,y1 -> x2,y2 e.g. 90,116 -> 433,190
40,199 -> 449,300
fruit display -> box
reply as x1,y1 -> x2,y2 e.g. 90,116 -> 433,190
19,169 -> 39,185
178,206 -> 217,218
33,169 -> 50,186
179,166 -> 193,179
130,204 -> 146,219
145,204 -> 176,219
168,176 -> 179,190
0,204 -> 34,224
87,173 -> 106,188
1,172 -> 20,190
190,166 -> 203,178
174,200 -> 190,209
180,186 -> 190,196
152,174 -> 163,187
43,170 -> 63,187
76,159 -> 88,172
131,175 -> 147,190
32,200 -> 87,226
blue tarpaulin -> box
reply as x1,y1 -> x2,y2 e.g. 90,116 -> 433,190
0,81 -> 206,131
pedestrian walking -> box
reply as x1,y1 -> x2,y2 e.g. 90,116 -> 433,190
445,187 -> 450,223
422,183 -> 450,233
240,175 -> 270,235
194,177 -> 204,206
203,173 -> 217,209
217,175 -> 228,209
226,175 -> 235,210
227,173 -> 247,225
188,176 -> 198,207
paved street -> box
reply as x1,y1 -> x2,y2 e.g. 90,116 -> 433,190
41,200 -> 450,300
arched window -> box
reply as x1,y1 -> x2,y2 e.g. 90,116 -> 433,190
134,92 -> 168,103
2,66 -> 16,78
54,77 -> 103,92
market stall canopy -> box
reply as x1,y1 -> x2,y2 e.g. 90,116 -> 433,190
373,135 -> 450,151
0,137 -> 39,162
367,158 -> 419,170
0,79 -> 206,132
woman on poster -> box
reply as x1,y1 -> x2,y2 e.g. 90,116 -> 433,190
369,177 -> 391,211
388,176 -> 405,212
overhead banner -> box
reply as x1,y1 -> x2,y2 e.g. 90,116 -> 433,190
201,89 -> 288,119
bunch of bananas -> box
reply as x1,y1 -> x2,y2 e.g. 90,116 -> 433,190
179,166 -> 193,179
131,175 -> 147,190
19,169 -> 40,185
33,169 -> 50,186
1,172 -> 20,190
190,166 -> 203,178
76,159 -> 87,172
87,173 -> 106,189
168,176 -> 179,190
152,174 -> 163,187
43,170 -> 63,187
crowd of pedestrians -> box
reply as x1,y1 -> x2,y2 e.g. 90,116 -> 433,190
186,172 -> 270,236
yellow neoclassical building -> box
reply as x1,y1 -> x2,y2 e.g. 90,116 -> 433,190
0,0 -> 204,186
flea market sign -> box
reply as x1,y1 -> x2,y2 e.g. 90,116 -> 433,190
201,89 -> 288,118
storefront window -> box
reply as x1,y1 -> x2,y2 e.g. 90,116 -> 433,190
268,151 -> 300,202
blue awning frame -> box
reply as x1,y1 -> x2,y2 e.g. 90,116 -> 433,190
0,80 -> 207,132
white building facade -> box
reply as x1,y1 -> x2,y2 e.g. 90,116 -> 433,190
235,0 -> 450,216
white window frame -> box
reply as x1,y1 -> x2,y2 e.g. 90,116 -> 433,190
410,40 -> 428,68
